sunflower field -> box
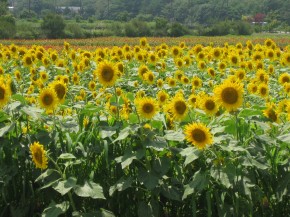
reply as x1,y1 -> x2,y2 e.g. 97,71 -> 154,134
0,37 -> 289,217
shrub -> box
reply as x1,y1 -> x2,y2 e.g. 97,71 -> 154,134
167,22 -> 190,37
124,19 -> 151,37
41,13 -> 66,39
65,23 -> 84,38
0,15 -> 16,39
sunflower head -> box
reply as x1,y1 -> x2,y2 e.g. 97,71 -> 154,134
167,95 -> 188,121
184,123 -> 213,150
136,97 -> 159,119
0,82 -> 11,108
30,141 -> 48,169
214,80 -> 244,112
96,61 -> 118,87
39,87 -> 59,111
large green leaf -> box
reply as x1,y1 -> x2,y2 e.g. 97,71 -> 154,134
41,201 -> 70,217
277,133 -> 290,143
58,153 -> 76,160
53,177 -> 77,196
164,130 -> 185,142
138,167 -> 159,190
180,147 -> 201,166
115,149 -> 145,169
183,170 -> 208,200
109,177 -> 133,196
145,136 -> 167,151
0,122 -> 15,137
74,180 -> 105,199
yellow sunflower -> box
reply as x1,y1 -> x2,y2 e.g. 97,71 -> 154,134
38,87 -> 59,111
263,103 -> 279,123
257,83 -> 269,98
184,122 -> 213,150
214,80 -> 244,112
199,95 -> 219,116
278,73 -> 290,85
30,141 -> 48,169
96,61 -> 118,87
50,80 -> 67,104
0,82 -> 11,108
157,90 -> 169,106
167,95 -> 188,121
136,97 -> 159,119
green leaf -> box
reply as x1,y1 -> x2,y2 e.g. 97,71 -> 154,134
53,177 -> 77,196
276,172 -> 290,202
137,200 -> 159,217
12,94 -> 27,105
152,157 -> 170,176
277,133 -> 290,143
138,168 -> 159,190
100,127 -> 117,139
180,147 -> 201,166
113,126 -> 131,142
238,108 -> 262,118
41,201 -> 70,217
6,101 -> 22,112
0,123 -> 15,137
161,185 -> 181,201
74,180 -> 105,199
109,177 -> 133,196
183,170 -> 208,200
35,169 -> 59,182
115,149 -> 145,169
145,136 -> 167,151
21,106 -> 42,120
164,130 -> 185,142
58,153 -> 76,160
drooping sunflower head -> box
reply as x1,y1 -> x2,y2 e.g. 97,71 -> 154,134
0,82 -> 11,108
263,103 -> 279,123
38,87 -> 59,111
278,73 -> 290,85
184,122 -> 213,150
96,61 -> 118,87
136,97 -> 159,120
214,80 -> 244,112
50,80 -> 67,104
30,141 -> 48,170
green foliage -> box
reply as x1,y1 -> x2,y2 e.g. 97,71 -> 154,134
41,13 -> 66,39
202,21 -> 253,36
65,23 -> 84,38
124,19 -> 152,37
0,15 -> 16,39
167,22 -> 190,37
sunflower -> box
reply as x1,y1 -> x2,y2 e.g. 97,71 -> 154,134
188,93 -> 198,108
167,77 -> 177,87
14,70 -> 22,82
257,83 -> 269,98
171,46 -> 181,57
30,141 -> 48,169
157,79 -> 164,88
38,87 -> 58,111
229,53 -> 239,66
192,76 -> 202,89
282,53 -> 290,66
235,69 -> 246,81
40,71 -> 49,82
199,95 -> 219,116
283,83 -> 290,96
218,61 -> 227,71
88,80 -> 96,91
214,80 -> 244,112
207,67 -> 215,77
157,90 -> 169,106
263,103 -> 279,123
247,82 -> 258,94
140,37 -> 148,47
212,47 -> 222,59
50,80 -> 67,104
138,64 -> 149,79
167,95 -> 188,121
184,122 -> 213,150
22,53 -> 34,67
144,71 -> 155,85
96,61 -> 118,87
0,82 -> 11,108
136,97 -> 159,119
278,73 -> 290,85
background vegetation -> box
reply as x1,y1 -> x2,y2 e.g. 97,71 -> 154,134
1,0 -> 290,39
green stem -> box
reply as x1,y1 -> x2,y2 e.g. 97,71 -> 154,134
48,156 -> 77,212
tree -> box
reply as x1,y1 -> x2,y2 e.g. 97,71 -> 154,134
41,13 -> 66,38
0,0 -> 8,15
